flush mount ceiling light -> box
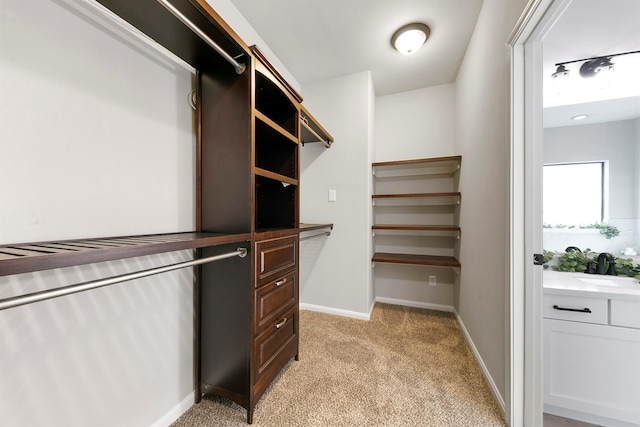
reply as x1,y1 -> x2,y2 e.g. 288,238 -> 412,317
391,23 -> 430,55
571,114 -> 588,121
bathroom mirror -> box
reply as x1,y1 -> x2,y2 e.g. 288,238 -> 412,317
542,114 -> 639,257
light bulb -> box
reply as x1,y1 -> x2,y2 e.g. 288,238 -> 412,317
394,29 -> 427,55
551,64 -> 570,94
391,23 -> 430,55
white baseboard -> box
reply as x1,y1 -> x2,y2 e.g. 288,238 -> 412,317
375,296 -> 454,312
454,310 -> 506,416
544,404 -> 638,427
299,302 -> 371,320
151,392 -> 194,427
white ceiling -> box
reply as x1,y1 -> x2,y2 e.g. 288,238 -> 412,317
228,0 -> 639,125
542,0 -> 640,127
228,0 -> 484,96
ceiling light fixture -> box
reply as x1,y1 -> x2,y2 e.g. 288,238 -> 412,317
551,64 -> 569,80
579,57 -> 614,78
391,23 -> 430,55
551,50 -> 639,81
571,114 -> 588,121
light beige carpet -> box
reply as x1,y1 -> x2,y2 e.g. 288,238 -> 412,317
172,303 -> 506,426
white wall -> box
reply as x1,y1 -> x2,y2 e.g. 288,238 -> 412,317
543,120 -> 638,254
375,84 -> 456,161
454,0 -> 529,413
299,71 -> 375,318
373,83 -> 458,309
0,252 -> 195,427
0,0 -> 195,243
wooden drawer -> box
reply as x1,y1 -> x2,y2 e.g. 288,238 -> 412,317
610,300 -> 640,329
255,235 -> 297,285
543,294 -> 608,325
253,306 -> 298,383
255,270 -> 297,335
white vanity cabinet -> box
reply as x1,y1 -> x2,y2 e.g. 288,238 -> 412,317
543,294 -> 640,426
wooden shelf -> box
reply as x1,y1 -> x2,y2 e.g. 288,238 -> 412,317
372,155 -> 461,178
300,105 -> 333,148
372,224 -> 460,238
95,0 -> 249,71
255,167 -> 299,186
0,232 -> 251,277
250,46 -> 302,103
373,224 -> 458,231
372,252 -> 460,268
372,155 -> 462,274
298,223 -> 334,232
254,72 -> 299,138
255,111 -> 298,144
372,192 -> 461,206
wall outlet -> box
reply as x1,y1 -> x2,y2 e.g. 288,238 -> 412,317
428,275 -> 437,286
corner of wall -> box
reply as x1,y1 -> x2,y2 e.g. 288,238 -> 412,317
298,71 -> 377,315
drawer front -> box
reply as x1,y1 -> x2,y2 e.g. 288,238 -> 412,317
255,270 -> 297,335
253,307 -> 298,381
256,235 -> 297,284
610,299 -> 640,329
543,294 -> 608,324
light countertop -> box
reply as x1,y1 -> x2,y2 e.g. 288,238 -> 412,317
543,270 -> 640,301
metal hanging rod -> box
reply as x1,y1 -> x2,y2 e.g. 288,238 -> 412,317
299,232 -> 331,242
0,248 -> 248,311
157,0 -> 246,74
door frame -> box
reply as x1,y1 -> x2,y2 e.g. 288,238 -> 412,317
508,0 -> 573,425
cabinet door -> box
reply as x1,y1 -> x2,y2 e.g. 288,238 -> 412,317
543,319 -> 640,425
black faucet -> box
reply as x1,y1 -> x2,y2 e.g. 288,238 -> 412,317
595,253 -> 617,275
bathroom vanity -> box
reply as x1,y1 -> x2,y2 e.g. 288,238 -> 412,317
543,271 -> 640,426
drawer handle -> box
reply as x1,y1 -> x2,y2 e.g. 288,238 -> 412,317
275,317 -> 287,329
275,278 -> 287,286
553,305 -> 592,313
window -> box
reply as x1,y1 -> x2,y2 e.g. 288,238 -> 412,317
543,162 -> 606,226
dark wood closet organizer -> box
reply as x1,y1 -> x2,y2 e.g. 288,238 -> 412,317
0,0 -> 333,424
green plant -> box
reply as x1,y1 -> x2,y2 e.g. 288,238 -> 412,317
542,250 -> 555,269
543,250 -> 555,264
553,248 -> 596,273
583,223 -> 620,240
545,249 -> 640,283
614,257 -> 640,281
543,223 -> 620,239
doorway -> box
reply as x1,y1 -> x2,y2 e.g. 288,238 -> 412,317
511,0 -> 640,425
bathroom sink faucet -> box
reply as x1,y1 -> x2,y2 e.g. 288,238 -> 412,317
596,252 -> 617,275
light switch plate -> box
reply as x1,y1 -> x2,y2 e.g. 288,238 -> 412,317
328,189 -> 337,202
